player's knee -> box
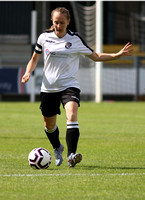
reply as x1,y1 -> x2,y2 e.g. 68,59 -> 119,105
43,115 -> 57,131
45,123 -> 56,131
44,120 -> 56,130
67,112 -> 77,122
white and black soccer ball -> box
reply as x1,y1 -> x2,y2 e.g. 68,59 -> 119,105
28,147 -> 51,169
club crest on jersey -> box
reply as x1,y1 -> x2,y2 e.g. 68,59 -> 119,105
65,42 -> 72,49
45,49 -> 50,55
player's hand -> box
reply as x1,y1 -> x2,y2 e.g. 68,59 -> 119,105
21,73 -> 31,84
117,42 -> 134,58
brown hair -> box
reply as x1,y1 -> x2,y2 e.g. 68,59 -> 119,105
51,7 -> 70,21
47,7 -> 70,31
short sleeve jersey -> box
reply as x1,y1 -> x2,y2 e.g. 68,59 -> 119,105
35,29 -> 93,93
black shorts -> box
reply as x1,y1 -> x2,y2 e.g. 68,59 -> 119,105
40,87 -> 80,117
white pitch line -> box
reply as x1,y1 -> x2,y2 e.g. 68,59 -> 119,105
1,173 -> 145,177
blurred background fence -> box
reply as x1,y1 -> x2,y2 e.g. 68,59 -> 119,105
0,1 -> 145,101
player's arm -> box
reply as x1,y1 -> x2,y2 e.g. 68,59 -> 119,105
87,42 -> 133,62
21,52 -> 41,84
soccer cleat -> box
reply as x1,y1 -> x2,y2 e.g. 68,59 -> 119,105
67,153 -> 82,167
54,144 -> 64,166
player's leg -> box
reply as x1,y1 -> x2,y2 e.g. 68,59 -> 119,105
40,92 -> 64,166
65,101 -> 82,167
43,115 -> 60,149
61,87 -> 82,167
43,115 -> 64,166
65,101 -> 79,155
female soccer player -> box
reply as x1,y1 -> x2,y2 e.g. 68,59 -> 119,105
21,7 -> 133,167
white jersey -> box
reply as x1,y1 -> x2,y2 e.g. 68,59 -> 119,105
35,29 -> 93,93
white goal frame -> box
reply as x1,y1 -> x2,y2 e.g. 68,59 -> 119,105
95,1 -> 103,103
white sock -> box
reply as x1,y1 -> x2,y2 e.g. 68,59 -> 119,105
67,121 -> 79,129
45,125 -> 57,133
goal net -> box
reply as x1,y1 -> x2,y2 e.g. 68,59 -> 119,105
130,13 -> 145,52
71,3 -> 145,101
130,13 -> 145,100
70,2 -> 96,100
70,2 -> 137,101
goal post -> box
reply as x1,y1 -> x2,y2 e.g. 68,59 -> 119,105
95,1 -> 103,103
30,9 -> 37,102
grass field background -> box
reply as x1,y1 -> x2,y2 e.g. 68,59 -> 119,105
0,102 -> 145,199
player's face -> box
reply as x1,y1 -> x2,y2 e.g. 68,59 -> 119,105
52,11 -> 70,38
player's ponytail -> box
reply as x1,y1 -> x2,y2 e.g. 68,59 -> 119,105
45,25 -> 54,32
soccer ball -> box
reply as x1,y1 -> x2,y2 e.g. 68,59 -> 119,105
28,147 -> 51,169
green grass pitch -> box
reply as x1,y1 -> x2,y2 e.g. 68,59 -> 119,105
0,102 -> 145,199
